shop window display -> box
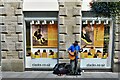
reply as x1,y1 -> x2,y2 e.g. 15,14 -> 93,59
26,21 -> 58,58
25,20 -> 58,68
80,21 -> 112,69
81,22 -> 109,59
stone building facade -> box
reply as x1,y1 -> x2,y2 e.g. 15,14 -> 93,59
58,0 -> 81,60
0,0 -> 119,72
114,15 -> 120,59
0,0 -> 24,71
113,15 -> 120,72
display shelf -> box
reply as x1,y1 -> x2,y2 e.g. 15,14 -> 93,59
33,46 -> 58,48
81,45 -> 104,48
27,46 -> 58,48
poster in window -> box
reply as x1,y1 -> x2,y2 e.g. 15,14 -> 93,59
32,24 -> 58,47
32,24 -> 48,47
80,23 -> 108,59
81,24 -> 94,46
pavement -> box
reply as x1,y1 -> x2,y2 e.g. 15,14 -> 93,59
1,71 -> 120,80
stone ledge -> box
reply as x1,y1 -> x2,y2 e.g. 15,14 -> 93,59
59,25 -> 67,34
73,7 -> 81,16
0,16 -> 5,23
59,16 -> 65,25
3,0 -> 22,2
6,34 -> 18,42
75,34 -> 80,41
114,42 -> 120,50
75,1 -> 82,6
0,1 -> 4,6
4,5 -> 15,16
15,9 -> 22,15
72,25 -> 80,34
5,16 -> 18,22
114,51 -> 120,59
59,51 -> 65,59
18,34 -> 23,42
7,51 -> 18,59
2,59 -> 24,72
0,7 -> 5,14
17,16 -> 23,24
58,1 -> 65,7
59,34 -> 65,43
1,51 -> 7,59
75,16 -> 81,25
15,42 -> 23,51
59,7 -> 67,16
16,25 -> 23,33
1,42 -> 8,51
0,25 -> 8,33
115,25 -> 120,32
59,43 -> 66,51
115,34 -> 120,41
18,51 -> 24,59
59,59 -> 70,63
1,34 -> 6,42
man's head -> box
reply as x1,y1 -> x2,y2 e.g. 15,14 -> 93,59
73,41 -> 79,46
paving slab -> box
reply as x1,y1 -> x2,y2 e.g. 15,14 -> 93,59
1,71 -> 119,79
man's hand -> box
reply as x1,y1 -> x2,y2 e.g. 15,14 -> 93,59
78,58 -> 80,62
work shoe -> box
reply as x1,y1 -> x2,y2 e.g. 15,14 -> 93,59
81,32 -> 92,44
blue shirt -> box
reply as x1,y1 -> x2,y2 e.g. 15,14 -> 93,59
68,44 -> 81,59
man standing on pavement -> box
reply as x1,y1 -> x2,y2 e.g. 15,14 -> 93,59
68,41 -> 81,74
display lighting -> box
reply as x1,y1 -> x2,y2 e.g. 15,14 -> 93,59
82,21 -> 86,24
42,20 -> 47,24
51,20 -> 54,24
30,20 -> 34,25
92,20 -> 95,24
82,20 -> 110,25
104,20 -> 109,24
30,20 -> 55,25
37,20 -> 40,24
95,20 -> 99,24
98,20 -> 101,24
44,20 -> 47,24
85,20 -> 88,24
49,22 -> 52,24
89,21 -> 92,25
49,20 -> 54,24
106,20 -> 109,24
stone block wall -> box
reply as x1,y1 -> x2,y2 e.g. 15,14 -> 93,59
113,15 -> 120,72
114,15 -> 120,59
58,0 -> 82,60
0,0 -> 118,72
0,0 -> 24,71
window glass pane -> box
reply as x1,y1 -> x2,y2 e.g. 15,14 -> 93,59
25,20 -> 58,68
80,21 -> 111,68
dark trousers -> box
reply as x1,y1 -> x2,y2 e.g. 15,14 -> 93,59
70,58 -> 78,74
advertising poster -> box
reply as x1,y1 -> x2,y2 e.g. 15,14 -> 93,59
48,24 -> 58,47
32,24 -> 48,47
26,22 -> 58,68
94,24 -> 104,47
32,24 -> 58,47
81,23 -> 110,68
31,48 -> 58,68
81,24 -> 94,46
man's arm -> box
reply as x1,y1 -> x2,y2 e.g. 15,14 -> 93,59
68,46 -> 72,51
68,46 -> 75,56
79,45 -> 87,52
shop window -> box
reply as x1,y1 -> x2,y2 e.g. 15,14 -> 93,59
25,20 -> 58,68
80,19 -> 112,69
